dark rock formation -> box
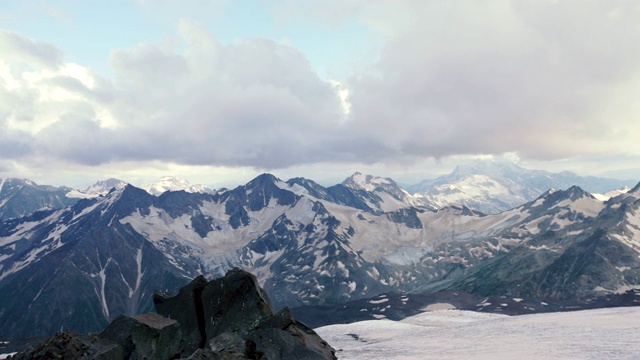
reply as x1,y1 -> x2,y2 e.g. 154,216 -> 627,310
8,331 -> 122,360
154,268 -> 336,359
154,275 -> 209,355
10,269 -> 336,360
99,313 -> 183,359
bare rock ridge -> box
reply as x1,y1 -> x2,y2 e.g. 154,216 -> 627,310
10,268 -> 336,360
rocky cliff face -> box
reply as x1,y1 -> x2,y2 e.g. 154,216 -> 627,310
11,268 -> 336,360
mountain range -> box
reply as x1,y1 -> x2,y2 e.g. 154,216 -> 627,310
0,162 -> 639,338
1,161 -> 632,221
407,160 -> 633,213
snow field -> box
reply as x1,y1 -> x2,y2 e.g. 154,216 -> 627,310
316,307 -> 640,359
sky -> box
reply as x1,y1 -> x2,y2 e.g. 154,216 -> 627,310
1,0 -> 640,189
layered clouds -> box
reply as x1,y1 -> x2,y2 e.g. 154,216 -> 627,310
1,1 -> 640,185
343,1 -> 640,160
1,20 -> 346,173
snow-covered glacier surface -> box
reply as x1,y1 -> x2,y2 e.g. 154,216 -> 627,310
316,307 -> 640,359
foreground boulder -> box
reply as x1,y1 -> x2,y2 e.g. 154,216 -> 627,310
10,269 -> 336,359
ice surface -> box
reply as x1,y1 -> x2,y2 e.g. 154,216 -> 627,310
316,307 -> 640,359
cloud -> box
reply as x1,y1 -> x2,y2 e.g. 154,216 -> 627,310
343,0 -> 640,161
1,19 -> 347,170
0,30 -> 64,69
2,2 -> 640,178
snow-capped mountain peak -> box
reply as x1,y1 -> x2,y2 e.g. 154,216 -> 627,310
146,176 -> 213,196
341,172 -> 425,211
524,185 -> 602,215
65,178 -> 128,199
408,160 -> 634,214
87,178 -> 128,193
343,172 -> 396,193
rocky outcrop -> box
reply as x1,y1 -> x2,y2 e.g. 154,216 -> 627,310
153,275 -> 209,354
10,269 -> 336,360
8,331 -> 122,360
153,268 -> 335,359
99,313 -> 183,359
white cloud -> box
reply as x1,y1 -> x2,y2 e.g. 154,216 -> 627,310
0,30 -> 63,69
1,19 -> 348,171
2,1 -> 640,186
343,0 -> 640,161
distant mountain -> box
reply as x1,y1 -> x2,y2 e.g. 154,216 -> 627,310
65,178 -> 128,199
0,173 -> 441,337
0,185 -> 197,338
408,160 -> 634,214
422,184 -> 640,300
2,171 -> 640,339
342,172 -> 427,212
0,178 -> 77,220
145,176 -> 213,195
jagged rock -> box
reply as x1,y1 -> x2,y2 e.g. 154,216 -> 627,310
208,332 -> 247,357
167,268 -> 336,360
11,269 -> 336,360
99,313 -> 182,360
8,331 -> 122,360
201,268 -> 275,339
154,275 -> 209,356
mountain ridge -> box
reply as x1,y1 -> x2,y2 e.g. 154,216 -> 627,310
1,167 -> 639,338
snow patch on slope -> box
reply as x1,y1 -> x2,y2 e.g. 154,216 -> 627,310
593,187 -> 630,201
551,197 -> 604,217
0,209 -> 69,281
120,199 -> 289,256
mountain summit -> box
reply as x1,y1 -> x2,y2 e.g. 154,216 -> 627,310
65,178 -> 128,199
408,159 -> 633,214
0,178 -> 76,219
146,176 -> 213,196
